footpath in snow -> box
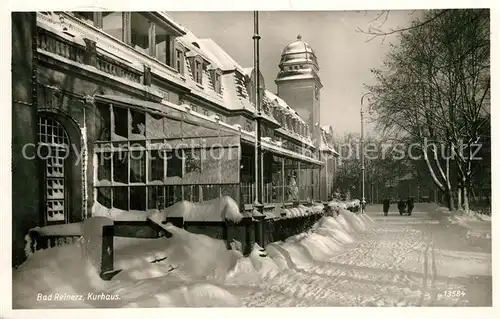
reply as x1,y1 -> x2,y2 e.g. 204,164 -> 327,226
13,208 -> 374,308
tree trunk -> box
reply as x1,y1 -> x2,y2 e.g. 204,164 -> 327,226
457,185 -> 462,209
422,145 -> 445,192
445,187 -> 455,211
463,185 -> 470,214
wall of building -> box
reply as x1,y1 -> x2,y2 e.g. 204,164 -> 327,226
276,80 -> 315,130
12,12 -> 39,267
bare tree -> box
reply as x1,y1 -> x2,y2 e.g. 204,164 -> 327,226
367,9 -> 490,212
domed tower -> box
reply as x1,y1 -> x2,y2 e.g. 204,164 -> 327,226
276,35 -> 323,143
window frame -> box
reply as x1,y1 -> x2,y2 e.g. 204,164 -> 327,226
175,46 -> 185,74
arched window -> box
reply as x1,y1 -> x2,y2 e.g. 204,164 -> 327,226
38,115 -> 70,224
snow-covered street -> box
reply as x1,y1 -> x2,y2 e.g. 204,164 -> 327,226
12,203 -> 491,308
226,204 -> 492,306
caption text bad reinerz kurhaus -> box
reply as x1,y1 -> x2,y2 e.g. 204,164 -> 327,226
37,292 -> 121,301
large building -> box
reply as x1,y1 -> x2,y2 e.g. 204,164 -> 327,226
11,12 -> 338,266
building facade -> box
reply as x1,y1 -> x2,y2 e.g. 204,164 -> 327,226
11,12 -> 338,266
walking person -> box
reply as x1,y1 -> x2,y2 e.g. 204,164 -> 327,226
398,199 -> 406,216
383,197 -> 390,216
407,197 -> 414,216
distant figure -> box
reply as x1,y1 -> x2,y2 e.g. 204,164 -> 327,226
398,199 -> 407,216
383,198 -> 390,216
407,197 -> 414,216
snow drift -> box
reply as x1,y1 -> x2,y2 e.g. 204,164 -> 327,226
148,196 -> 243,224
13,206 -> 373,308
227,208 -> 374,280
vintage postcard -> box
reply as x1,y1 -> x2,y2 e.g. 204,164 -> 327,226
5,1 -> 495,316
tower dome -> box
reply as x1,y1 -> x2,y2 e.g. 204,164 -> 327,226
276,35 -> 320,83
279,35 -> 319,69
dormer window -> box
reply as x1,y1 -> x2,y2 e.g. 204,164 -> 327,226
188,55 -> 204,85
209,68 -> 222,94
195,60 -> 202,84
175,47 -> 184,74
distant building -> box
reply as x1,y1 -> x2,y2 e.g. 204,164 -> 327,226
11,12 -> 338,266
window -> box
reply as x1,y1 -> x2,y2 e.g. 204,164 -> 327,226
113,107 -> 128,140
184,149 -> 201,173
197,61 -> 203,84
210,69 -> 222,94
183,185 -> 200,202
148,186 -> 165,210
202,109 -> 209,117
94,103 -> 237,212
201,185 -> 220,201
74,12 -> 95,25
113,151 -> 128,184
191,105 -> 198,113
215,72 -> 221,93
130,187 -> 146,210
166,185 -> 182,206
130,13 -> 150,55
175,48 -> 184,74
113,187 -> 128,210
130,110 -> 146,138
97,152 -> 112,184
166,150 -> 183,178
96,103 -> 111,141
149,150 -> 164,182
103,12 -> 124,41
130,150 -> 146,183
155,24 -> 172,65
191,58 -> 203,84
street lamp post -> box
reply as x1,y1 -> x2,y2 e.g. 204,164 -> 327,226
252,11 -> 265,248
360,92 -> 374,214
253,11 -> 263,210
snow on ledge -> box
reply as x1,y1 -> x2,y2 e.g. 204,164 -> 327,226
28,222 -> 84,237
148,196 -> 243,224
92,202 -> 150,222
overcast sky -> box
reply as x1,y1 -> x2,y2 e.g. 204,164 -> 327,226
168,10 -> 419,137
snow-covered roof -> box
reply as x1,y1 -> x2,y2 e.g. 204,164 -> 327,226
177,30 -> 212,63
197,38 -> 244,72
265,91 -> 306,125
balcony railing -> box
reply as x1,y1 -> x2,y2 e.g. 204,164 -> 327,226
37,12 -> 185,87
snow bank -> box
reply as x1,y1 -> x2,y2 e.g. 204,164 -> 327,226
148,196 -> 243,224
14,221 -> 243,308
13,242 -> 109,308
443,208 -> 491,242
14,203 -> 373,308
114,223 -> 241,281
225,209 -> 373,276
329,201 -> 347,210
449,209 -> 490,224
280,204 -> 324,218
272,209 -> 372,266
